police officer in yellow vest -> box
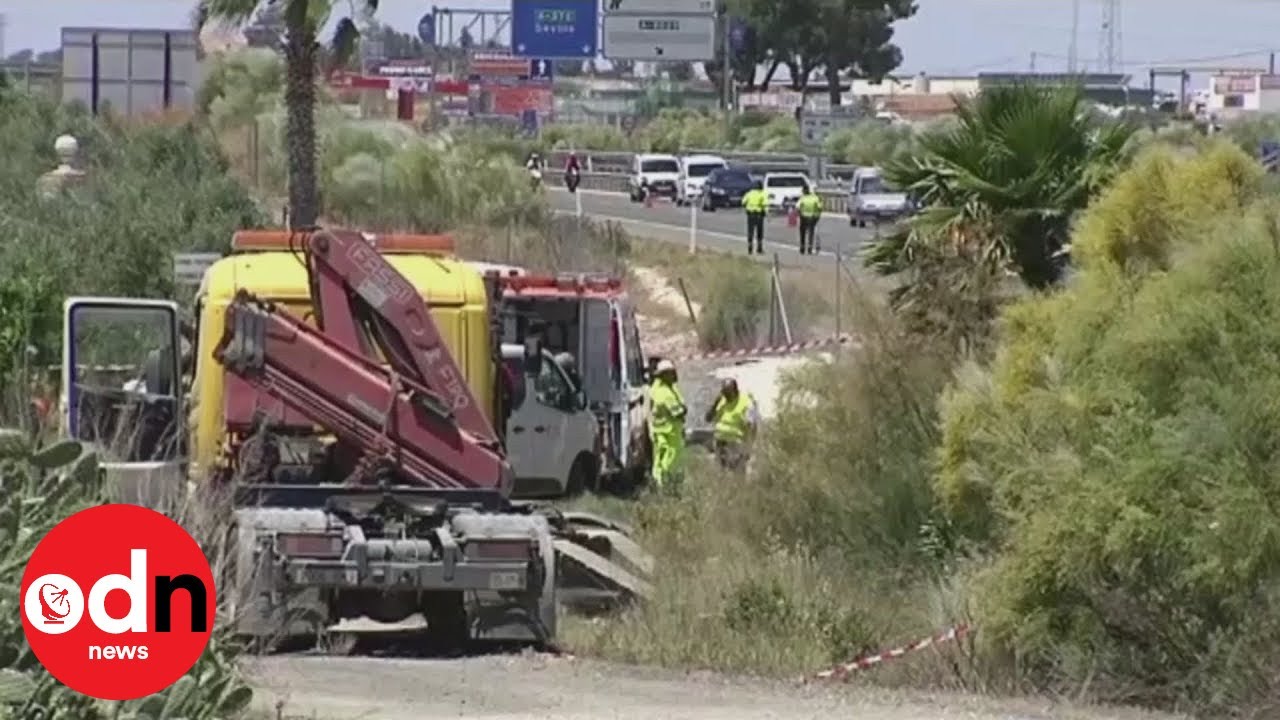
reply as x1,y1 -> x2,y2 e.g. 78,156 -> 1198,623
796,184 -> 823,254
704,378 -> 758,471
648,359 -> 688,493
741,181 -> 768,255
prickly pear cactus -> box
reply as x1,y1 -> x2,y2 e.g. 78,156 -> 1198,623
0,430 -> 254,719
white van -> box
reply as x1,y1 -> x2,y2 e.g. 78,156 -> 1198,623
676,154 -> 728,206
628,153 -> 680,202
501,344 -> 599,498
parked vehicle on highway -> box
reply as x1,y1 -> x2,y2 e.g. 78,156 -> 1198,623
675,154 -> 728,207
701,166 -> 756,211
762,172 -> 812,212
628,153 -> 680,202
847,166 -> 912,227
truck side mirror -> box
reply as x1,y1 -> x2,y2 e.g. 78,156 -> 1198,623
523,336 -> 543,376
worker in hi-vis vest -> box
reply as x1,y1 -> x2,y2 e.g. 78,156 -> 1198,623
741,181 -> 768,255
705,378 -> 758,471
796,185 -> 823,255
648,359 -> 688,493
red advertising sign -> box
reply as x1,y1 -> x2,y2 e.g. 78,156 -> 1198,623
487,85 -> 553,116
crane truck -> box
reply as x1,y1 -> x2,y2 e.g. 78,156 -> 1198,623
60,228 -> 650,650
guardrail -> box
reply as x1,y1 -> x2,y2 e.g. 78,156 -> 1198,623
542,149 -> 861,183
547,171 -> 854,213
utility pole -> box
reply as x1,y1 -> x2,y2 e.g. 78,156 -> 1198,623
720,1 -> 732,112
1030,51 -> 1037,72
1067,0 -> 1079,72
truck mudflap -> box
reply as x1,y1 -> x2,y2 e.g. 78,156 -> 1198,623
540,509 -> 653,612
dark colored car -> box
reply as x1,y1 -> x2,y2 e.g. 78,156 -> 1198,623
700,166 -> 756,211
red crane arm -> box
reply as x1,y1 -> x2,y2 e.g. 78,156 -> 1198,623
305,229 -> 499,445
212,229 -> 513,495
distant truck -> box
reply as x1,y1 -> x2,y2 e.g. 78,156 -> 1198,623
847,166 -> 913,228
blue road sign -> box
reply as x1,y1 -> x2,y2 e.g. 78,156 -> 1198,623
417,12 -> 436,44
1261,140 -> 1280,173
528,58 -> 554,80
521,109 -> 540,137
510,0 -> 598,59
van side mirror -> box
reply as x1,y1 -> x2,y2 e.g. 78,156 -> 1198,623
523,336 -> 543,376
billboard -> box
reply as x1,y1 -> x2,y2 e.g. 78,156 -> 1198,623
61,27 -> 199,116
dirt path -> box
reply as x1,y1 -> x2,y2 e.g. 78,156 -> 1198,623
246,654 -> 1181,720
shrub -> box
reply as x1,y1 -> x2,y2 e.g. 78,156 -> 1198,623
0,433 -> 253,719
935,140 -> 1280,712
823,121 -> 918,166
565,296 -> 968,681
0,88 -> 263,394
695,261 -> 770,349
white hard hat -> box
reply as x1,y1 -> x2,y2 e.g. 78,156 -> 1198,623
655,359 -> 676,373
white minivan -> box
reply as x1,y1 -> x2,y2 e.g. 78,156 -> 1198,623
628,153 -> 681,202
676,154 -> 728,207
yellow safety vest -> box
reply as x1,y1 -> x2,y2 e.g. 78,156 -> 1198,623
649,379 -> 686,435
712,392 -> 755,443
798,193 -> 823,218
743,189 -> 767,213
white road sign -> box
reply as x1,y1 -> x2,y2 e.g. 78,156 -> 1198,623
603,0 -> 714,14
172,253 -> 221,284
602,13 -> 716,61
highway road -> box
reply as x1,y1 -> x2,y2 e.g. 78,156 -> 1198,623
548,188 -> 882,265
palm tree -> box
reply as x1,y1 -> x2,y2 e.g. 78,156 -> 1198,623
198,0 -> 377,228
868,84 -> 1136,294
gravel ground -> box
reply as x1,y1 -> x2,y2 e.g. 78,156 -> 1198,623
246,653 -> 1183,720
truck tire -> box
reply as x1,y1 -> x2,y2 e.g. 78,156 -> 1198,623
565,453 -> 598,497
422,591 -> 470,651
533,519 -> 558,648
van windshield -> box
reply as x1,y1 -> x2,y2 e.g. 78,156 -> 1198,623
767,175 -> 808,188
857,175 -> 886,194
686,162 -> 724,178
641,159 -> 679,173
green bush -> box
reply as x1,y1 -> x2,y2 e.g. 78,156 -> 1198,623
823,121 -> 918,166
695,261 -> 770,349
935,141 -> 1280,713
0,433 -> 253,719
0,88 -> 263,392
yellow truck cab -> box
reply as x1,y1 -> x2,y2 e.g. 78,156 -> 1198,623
188,231 -> 496,478
60,231 -> 496,498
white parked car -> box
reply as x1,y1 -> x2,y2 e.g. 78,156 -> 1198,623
762,172 -> 812,211
628,153 -> 681,202
675,154 -> 728,207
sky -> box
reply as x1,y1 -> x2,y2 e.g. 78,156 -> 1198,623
2,0 -> 1278,88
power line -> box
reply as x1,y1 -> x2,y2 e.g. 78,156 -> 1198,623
1037,47 -> 1278,68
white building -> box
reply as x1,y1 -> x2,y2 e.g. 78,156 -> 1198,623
1207,72 -> 1280,115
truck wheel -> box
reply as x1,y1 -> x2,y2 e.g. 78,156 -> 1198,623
532,520 -> 559,649
316,629 -> 359,656
566,454 -> 598,497
422,591 -> 470,652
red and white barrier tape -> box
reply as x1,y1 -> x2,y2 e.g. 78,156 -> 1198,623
674,335 -> 855,363
810,624 -> 971,682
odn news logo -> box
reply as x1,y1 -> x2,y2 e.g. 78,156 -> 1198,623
20,504 -> 217,701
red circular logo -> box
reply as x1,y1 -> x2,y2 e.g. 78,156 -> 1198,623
20,504 -> 216,701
